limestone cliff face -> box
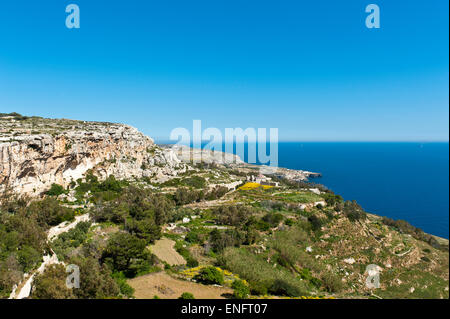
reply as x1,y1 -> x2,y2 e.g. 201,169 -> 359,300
0,115 -> 184,196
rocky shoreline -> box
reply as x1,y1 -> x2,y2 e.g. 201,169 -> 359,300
163,144 -> 321,182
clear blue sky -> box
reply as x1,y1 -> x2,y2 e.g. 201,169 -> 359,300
0,0 -> 448,141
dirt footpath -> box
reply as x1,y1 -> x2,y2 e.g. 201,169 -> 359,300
128,272 -> 232,299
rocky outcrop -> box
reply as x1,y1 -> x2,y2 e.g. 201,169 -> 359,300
169,145 -> 244,165
0,116 -> 184,196
165,145 -> 320,182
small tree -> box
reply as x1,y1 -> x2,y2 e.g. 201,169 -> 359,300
179,292 -> 195,299
194,267 -> 224,285
308,215 -> 323,231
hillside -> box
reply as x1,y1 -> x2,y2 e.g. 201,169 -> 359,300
0,113 -> 448,299
0,114 -> 183,196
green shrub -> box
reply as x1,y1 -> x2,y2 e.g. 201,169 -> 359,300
47,183 -> 65,196
321,272 -> 343,293
343,200 -> 366,222
68,256 -> 120,299
268,279 -> 301,297
186,256 -> 199,268
310,277 -> 323,289
185,230 -> 203,244
101,233 -> 152,277
17,245 -> 42,272
212,205 -> 255,226
308,215 -> 324,232
183,176 -> 206,189
31,264 -> 74,299
28,198 -> 75,227
175,242 -> 199,267
232,280 -> 250,299
262,212 -> 284,228
254,220 -> 270,231
51,221 -> 91,260
249,281 -> 268,296
324,209 -> 335,220
205,186 -> 229,200
173,188 -> 203,205
194,266 -> 224,285
219,248 -> 308,297
209,229 -> 245,252
179,292 -> 195,299
322,193 -> 343,206
112,272 -> 135,298
299,268 -> 313,281
125,217 -> 161,244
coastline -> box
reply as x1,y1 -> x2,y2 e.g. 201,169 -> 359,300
161,143 -> 449,241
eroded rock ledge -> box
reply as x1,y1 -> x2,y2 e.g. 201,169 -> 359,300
0,115 -> 184,196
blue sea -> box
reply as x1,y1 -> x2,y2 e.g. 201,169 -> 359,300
159,141 -> 449,238
273,142 -> 449,239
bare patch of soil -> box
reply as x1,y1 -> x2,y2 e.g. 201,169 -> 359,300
128,272 -> 232,299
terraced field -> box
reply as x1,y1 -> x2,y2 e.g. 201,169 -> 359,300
128,272 -> 232,299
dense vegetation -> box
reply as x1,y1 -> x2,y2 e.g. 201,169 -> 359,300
0,196 -> 75,297
1,162 -> 448,300
1,175 -> 173,298
172,186 -> 229,205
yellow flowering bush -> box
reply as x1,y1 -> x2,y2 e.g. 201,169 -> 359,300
180,266 -> 243,287
239,182 -> 273,190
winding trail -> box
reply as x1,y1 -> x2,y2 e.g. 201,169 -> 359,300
8,213 -> 90,299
